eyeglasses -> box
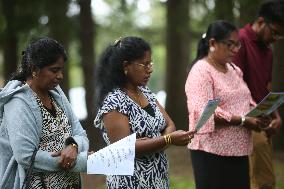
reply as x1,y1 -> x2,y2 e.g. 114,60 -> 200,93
221,40 -> 242,51
266,22 -> 284,40
135,62 -> 154,70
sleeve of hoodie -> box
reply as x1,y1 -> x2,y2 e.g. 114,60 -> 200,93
5,97 -> 87,173
59,88 -> 89,172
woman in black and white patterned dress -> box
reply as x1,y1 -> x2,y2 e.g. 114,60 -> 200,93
94,36 -> 194,189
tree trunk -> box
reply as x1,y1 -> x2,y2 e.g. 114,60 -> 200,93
2,0 -> 18,83
238,0 -> 263,27
165,0 -> 190,130
272,41 -> 284,150
46,0 -> 70,98
79,0 -> 104,151
214,0 -> 234,23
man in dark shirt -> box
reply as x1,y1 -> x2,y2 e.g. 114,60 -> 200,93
233,1 -> 284,188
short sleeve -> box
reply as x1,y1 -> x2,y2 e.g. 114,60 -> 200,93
94,89 -> 129,130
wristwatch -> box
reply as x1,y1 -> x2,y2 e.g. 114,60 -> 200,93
240,116 -> 246,126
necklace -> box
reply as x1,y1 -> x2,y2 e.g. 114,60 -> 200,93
125,88 -> 142,106
208,56 -> 227,73
26,81 -> 52,107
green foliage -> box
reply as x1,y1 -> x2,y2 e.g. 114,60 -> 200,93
94,0 -> 167,92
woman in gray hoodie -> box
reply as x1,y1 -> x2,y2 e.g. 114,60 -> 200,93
0,37 -> 89,189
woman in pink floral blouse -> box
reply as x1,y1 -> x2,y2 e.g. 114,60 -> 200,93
185,20 -> 268,189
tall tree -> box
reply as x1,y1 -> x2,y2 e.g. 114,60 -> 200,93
214,0 -> 234,22
0,0 -> 47,84
237,0 -> 263,27
45,0 -> 71,97
165,0 -> 190,130
78,0 -> 104,151
272,41 -> 284,149
1,0 -> 18,82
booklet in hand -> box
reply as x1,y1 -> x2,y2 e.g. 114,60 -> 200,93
195,99 -> 220,132
246,92 -> 284,117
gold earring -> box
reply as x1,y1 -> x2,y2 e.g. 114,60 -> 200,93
124,70 -> 128,76
32,72 -> 36,77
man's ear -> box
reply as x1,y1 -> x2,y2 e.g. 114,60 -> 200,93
256,17 -> 266,29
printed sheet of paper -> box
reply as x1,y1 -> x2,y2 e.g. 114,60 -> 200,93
195,99 -> 220,132
246,92 -> 284,117
87,133 -> 136,176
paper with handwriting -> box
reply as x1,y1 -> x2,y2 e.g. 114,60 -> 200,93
87,133 -> 136,175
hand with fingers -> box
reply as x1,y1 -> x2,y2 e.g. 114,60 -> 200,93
166,130 -> 195,146
242,116 -> 267,132
262,117 -> 282,137
51,143 -> 78,170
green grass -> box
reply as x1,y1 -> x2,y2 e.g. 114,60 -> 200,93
90,173 -> 284,189
170,176 -> 195,189
274,153 -> 284,189
83,148 -> 284,189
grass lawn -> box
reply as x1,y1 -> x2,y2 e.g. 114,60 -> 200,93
82,147 -> 284,189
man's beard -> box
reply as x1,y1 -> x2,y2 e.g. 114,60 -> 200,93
256,27 -> 270,50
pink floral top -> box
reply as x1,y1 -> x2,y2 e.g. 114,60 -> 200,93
185,59 -> 255,156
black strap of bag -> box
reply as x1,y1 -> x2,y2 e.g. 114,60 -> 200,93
21,148 -> 47,189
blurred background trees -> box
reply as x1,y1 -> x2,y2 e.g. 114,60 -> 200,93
1,0 -> 284,151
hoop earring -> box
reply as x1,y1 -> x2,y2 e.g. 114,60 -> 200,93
209,46 -> 215,52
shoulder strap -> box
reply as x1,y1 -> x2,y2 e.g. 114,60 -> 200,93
21,148 -> 47,189
21,148 -> 37,189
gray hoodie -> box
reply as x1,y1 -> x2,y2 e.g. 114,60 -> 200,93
0,80 -> 89,189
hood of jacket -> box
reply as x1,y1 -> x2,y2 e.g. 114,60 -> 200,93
0,80 -> 63,121
0,80 -> 27,119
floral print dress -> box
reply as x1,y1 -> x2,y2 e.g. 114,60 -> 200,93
185,59 -> 255,156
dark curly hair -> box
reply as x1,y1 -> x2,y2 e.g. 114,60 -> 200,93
10,37 -> 67,81
96,36 -> 151,107
258,0 -> 284,26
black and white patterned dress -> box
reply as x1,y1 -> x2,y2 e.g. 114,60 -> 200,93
94,86 -> 169,189
30,94 -> 80,189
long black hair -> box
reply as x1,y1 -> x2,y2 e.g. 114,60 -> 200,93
191,20 -> 237,67
10,37 -> 67,82
96,36 -> 151,107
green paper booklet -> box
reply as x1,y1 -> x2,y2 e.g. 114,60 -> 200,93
246,92 -> 284,117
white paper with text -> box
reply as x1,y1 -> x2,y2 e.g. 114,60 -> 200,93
87,133 -> 136,175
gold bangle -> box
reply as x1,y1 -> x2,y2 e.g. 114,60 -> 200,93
167,134 -> 172,144
163,134 -> 172,145
163,135 -> 167,145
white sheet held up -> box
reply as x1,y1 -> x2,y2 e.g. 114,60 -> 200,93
87,133 -> 136,176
